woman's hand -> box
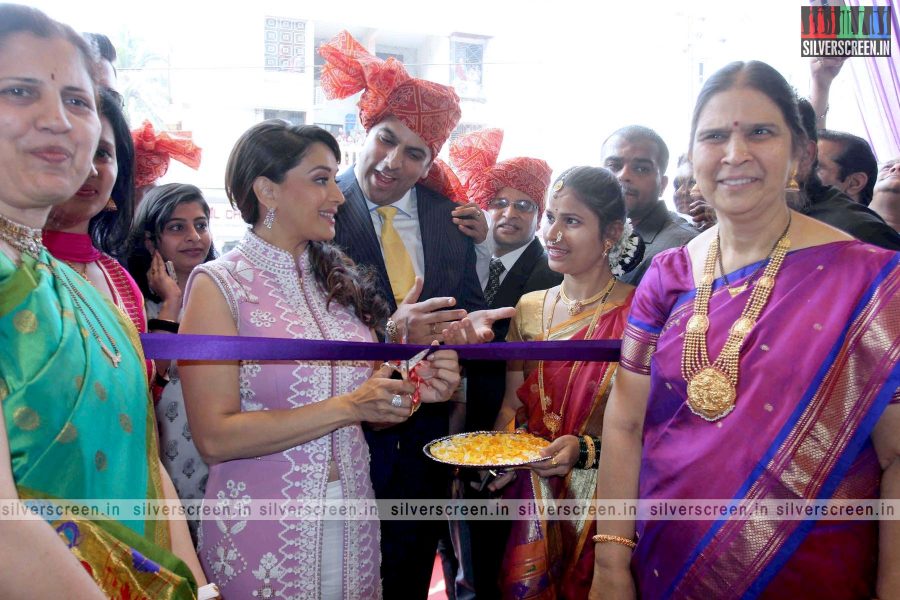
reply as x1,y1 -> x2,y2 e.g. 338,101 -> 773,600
415,349 -> 462,403
147,251 -> 182,305
531,435 -> 580,478
343,364 -> 416,425
452,202 -> 489,243
589,562 -> 637,600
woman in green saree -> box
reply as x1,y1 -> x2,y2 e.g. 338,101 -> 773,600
0,5 -> 204,598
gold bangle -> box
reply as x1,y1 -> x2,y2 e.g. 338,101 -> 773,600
592,533 -> 636,549
583,435 -> 596,469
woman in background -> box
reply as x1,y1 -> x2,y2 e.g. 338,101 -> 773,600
43,86 -> 146,334
127,182 -> 216,534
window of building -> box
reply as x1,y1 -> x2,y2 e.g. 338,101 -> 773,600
264,17 -> 306,72
449,122 -> 486,142
262,109 -> 306,126
450,35 -> 486,100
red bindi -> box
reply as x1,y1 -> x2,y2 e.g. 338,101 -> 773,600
732,121 -> 739,128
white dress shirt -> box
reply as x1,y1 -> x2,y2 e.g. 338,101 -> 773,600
355,165 -> 426,278
493,240 -> 532,287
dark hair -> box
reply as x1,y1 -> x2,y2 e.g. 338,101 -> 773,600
84,32 -> 116,63
818,129 -> 878,206
126,183 -> 217,303
225,120 -> 389,328
605,125 -> 670,174
0,4 -> 98,87
551,166 -> 644,274
87,88 -> 135,258
689,61 -> 808,157
795,97 -> 827,203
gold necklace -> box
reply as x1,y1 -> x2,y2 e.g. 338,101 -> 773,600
538,278 -> 616,437
0,213 -> 121,368
681,213 -> 792,421
63,259 -> 88,279
0,212 -> 42,259
559,276 -> 615,316
716,218 -> 791,297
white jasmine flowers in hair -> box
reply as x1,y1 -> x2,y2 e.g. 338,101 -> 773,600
609,218 -> 639,278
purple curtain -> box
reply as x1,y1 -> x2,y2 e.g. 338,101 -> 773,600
847,0 -> 900,161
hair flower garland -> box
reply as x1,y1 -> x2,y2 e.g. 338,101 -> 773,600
609,218 -> 640,278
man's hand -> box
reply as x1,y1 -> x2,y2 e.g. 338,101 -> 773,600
443,307 -> 517,345
391,278 -> 468,344
452,202 -> 489,243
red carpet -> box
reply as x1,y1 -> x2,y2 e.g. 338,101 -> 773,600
428,553 -> 449,600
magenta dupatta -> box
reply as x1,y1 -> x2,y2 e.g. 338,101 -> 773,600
621,241 -> 900,599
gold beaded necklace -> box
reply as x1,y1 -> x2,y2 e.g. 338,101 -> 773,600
681,213 -> 791,421
0,212 -> 122,368
559,281 -> 614,316
538,276 -> 616,437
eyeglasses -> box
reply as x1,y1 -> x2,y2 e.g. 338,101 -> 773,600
487,197 -> 538,213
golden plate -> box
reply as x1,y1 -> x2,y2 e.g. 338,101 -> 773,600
423,431 -> 551,468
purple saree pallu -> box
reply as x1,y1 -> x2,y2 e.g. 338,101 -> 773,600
620,241 -> 900,600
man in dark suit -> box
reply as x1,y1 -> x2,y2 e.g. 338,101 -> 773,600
320,31 -> 513,599
602,125 -> 697,284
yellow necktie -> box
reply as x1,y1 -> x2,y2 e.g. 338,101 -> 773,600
376,206 -> 416,304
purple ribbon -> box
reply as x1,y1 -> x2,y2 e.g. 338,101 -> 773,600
140,333 -> 621,362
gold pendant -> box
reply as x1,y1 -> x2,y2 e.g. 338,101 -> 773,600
543,411 -> 562,436
687,367 -> 736,421
566,302 -> 582,316
726,284 -> 748,297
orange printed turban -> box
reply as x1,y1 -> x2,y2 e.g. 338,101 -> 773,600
319,30 -> 461,159
132,121 -> 202,188
450,128 -> 552,214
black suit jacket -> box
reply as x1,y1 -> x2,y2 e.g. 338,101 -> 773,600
333,169 -> 485,497
465,237 -> 562,432
804,185 -> 900,251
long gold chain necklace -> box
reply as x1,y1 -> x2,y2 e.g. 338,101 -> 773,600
539,276 -> 616,437
681,213 -> 792,421
0,212 -> 121,368
559,280 -> 614,316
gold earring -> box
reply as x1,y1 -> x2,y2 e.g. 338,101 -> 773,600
103,198 -> 118,212
786,168 -> 799,192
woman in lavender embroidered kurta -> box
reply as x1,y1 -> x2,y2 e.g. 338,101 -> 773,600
179,122 -> 461,600
189,233 -> 380,598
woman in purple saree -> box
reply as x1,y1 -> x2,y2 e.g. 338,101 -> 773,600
590,61 -> 900,600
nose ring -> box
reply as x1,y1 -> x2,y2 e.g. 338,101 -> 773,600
552,231 -> 562,244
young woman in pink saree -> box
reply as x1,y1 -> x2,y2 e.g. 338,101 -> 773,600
490,167 -> 643,599
590,61 -> 900,600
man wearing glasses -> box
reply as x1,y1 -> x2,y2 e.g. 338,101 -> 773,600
449,129 -> 561,599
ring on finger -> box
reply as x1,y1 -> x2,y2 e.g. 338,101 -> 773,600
430,322 -> 437,335
391,394 -> 403,408
551,455 -> 558,467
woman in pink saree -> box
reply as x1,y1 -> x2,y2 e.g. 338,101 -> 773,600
590,61 -> 900,600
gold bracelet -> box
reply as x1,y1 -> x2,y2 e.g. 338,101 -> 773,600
583,435 -> 596,469
592,533 -> 636,549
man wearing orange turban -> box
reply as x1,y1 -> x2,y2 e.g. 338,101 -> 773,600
450,128 -> 562,598
320,31 -> 515,599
